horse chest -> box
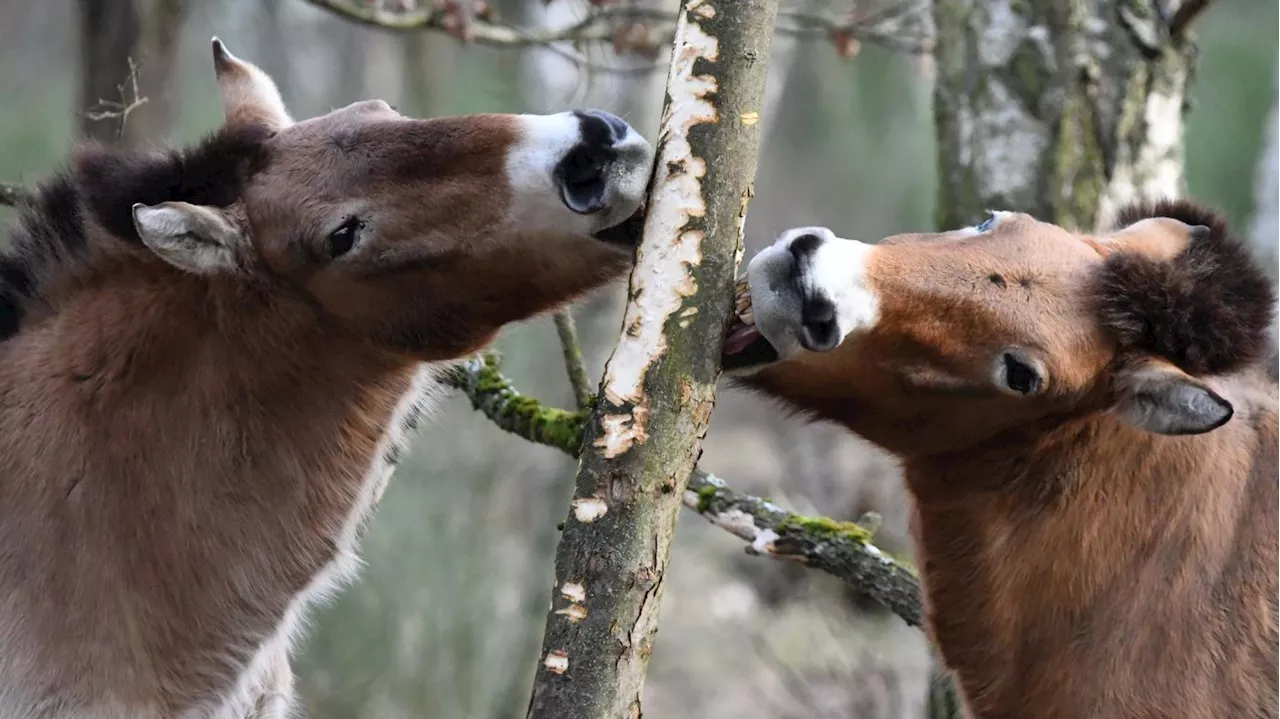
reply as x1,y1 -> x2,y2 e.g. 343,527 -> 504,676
219,363 -> 441,717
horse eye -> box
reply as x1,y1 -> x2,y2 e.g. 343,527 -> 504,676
329,217 -> 363,258
998,350 -> 1044,396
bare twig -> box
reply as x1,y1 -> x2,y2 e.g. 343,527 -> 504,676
83,57 -> 149,131
298,0 -> 935,64
442,351 -> 924,628
552,311 -> 594,409
1168,0 -> 1212,38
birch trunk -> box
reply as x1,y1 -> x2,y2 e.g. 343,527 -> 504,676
1249,102 -> 1278,280
524,1 -> 780,716
933,0 -> 1199,232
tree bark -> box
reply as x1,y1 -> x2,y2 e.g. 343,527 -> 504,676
933,0 -> 1199,232
523,1 -> 780,716
77,0 -> 188,147
1249,102 -> 1278,281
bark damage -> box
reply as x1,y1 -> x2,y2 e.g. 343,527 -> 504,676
524,1 -> 780,717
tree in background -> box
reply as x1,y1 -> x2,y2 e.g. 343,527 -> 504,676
77,0 -> 188,146
934,0 -> 1208,231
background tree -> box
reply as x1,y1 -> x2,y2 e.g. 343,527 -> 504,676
77,0 -> 188,146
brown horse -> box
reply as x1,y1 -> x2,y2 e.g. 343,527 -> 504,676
724,200 -> 1278,718
0,39 -> 651,718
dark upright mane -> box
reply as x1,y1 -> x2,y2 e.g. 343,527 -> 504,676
1094,198 -> 1277,376
0,124 -> 272,340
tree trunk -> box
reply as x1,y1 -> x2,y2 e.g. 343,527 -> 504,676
523,1 -> 780,716
1249,102 -> 1278,281
77,0 -> 188,147
933,0 -> 1198,232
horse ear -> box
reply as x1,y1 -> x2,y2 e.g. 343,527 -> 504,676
1111,358 -> 1233,436
132,201 -> 242,275
1091,216 -> 1207,262
211,37 -> 292,131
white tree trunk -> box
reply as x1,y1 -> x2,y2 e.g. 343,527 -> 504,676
933,0 -> 1197,232
1249,103 -> 1278,279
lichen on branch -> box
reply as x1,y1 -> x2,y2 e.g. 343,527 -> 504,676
445,352 -> 924,629
444,353 -> 588,457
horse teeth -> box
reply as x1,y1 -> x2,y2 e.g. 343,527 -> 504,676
734,278 -> 755,326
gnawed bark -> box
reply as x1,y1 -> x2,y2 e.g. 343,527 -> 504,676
523,2 -> 780,716
933,0 -> 1202,232
442,352 -> 926,627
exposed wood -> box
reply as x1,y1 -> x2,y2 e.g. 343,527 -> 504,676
523,2 -> 781,715
444,351 -> 927,628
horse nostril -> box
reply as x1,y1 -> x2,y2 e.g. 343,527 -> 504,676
799,296 -> 840,352
573,109 -> 629,147
788,232 -> 824,263
558,110 -> 633,216
556,144 -> 609,215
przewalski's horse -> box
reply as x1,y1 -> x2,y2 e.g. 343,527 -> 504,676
0,39 -> 652,718
723,200 -> 1278,718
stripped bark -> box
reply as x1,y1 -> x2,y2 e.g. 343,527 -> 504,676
524,2 -> 780,716
933,0 -> 1205,232
443,350 -> 926,627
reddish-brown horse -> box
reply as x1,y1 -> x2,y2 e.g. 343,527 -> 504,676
0,39 -> 651,718
725,201 -> 1278,718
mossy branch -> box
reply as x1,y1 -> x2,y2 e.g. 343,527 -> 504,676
445,351 -> 924,628
445,353 -> 588,458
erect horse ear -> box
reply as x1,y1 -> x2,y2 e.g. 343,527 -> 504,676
132,201 -> 242,275
1090,216 -> 1208,262
1111,357 -> 1233,436
211,37 -> 292,131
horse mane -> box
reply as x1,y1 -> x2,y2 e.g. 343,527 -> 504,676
1094,198 -> 1277,376
0,123 -> 273,340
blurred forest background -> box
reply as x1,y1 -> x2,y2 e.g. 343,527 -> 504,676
0,1 -> 1275,717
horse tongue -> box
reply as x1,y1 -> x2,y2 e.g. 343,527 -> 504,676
723,322 -> 761,355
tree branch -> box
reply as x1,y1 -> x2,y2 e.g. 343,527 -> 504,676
1168,0 -> 1212,38
521,0 -> 784,712
552,311 -> 594,409
442,352 -> 924,628
297,0 -> 934,63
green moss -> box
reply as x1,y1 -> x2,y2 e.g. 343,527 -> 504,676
1006,40 -> 1047,109
1051,81 -> 1106,230
454,352 -> 588,456
779,514 -> 873,544
694,485 -> 719,513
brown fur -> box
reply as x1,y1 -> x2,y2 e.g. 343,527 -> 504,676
0,40 -> 650,718
732,201 -> 1279,718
